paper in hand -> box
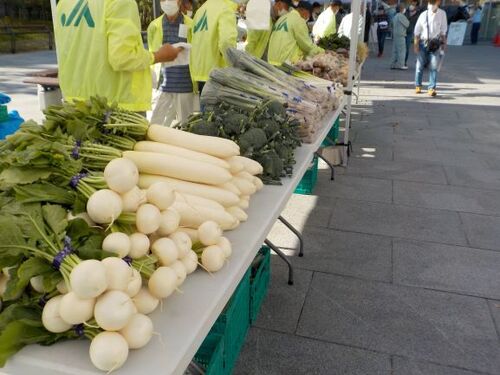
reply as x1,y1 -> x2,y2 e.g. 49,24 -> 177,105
163,42 -> 191,67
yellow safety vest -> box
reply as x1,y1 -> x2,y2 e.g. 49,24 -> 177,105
55,0 -> 154,112
189,0 -> 238,82
268,9 -> 324,65
246,22 -> 272,59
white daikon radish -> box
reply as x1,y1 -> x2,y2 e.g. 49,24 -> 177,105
232,177 -> 256,196
157,208 -> 181,236
227,206 -> 248,222
135,141 -> 230,169
151,238 -> 178,266
237,197 -> 249,210
123,151 -> 232,186
175,192 -> 225,212
176,227 -> 199,242
198,221 -> 222,246
56,280 -> 69,294
227,156 -> 263,175
236,171 -> 255,182
70,260 -> 108,299
119,313 -> 153,349
229,219 -> 240,230
201,246 -> 225,272
181,251 -> 198,274
89,332 -> 129,372
42,295 -> 72,333
147,125 -> 240,158
220,181 -> 241,196
139,174 -> 240,207
128,233 -> 150,259
121,186 -> 147,212
173,201 -> 238,230
171,260 -> 187,286
67,211 -> 95,226
218,237 -> 232,258
226,158 -> 245,174
94,291 -> 135,331
126,269 -> 142,297
146,182 -> 175,210
104,158 -> 139,194
169,231 -> 192,258
86,189 -> 123,224
59,292 -> 95,324
102,232 -> 131,258
30,275 -> 45,293
132,287 -> 159,314
148,267 -> 177,299
253,176 -> 264,191
102,257 -> 133,292
136,204 -> 161,234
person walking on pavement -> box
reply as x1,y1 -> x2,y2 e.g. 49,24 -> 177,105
189,0 -> 238,92
148,0 -> 196,126
391,3 -> 409,70
375,6 -> 390,57
268,0 -> 323,65
404,0 -> 421,68
54,0 -> 181,112
469,3 -> 482,45
414,0 -> 447,96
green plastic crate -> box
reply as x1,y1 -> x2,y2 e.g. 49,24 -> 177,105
294,155 -> 319,195
193,333 -> 224,375
321,117 -> 340,147
213,269 -> 251,375
0,106 -> 8,123
250,246 -> 271,323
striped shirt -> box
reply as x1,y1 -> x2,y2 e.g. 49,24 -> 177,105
160,14 -> 193,93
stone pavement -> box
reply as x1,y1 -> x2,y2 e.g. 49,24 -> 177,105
236,43 -> 500,374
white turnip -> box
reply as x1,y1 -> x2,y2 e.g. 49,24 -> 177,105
136,204 -> 161,234
126,268 -> 142,297
181,252 -> 198,275
42,295 -> 72,333
132,287 -> 159,314
56,280 -> 69,294
30,275 -> 45,293
157,208 -> 180,236
59,292 -> 95,325
86,189 -> 123,224
89,332 -> 129,372
146,182 -> 175,210
148,267 -> 177,299
70,259 -> 108,299
217,237 -> 232,258
171,260 -> 187,286
151,237 -> 178,266
197,221 -> 222,246
120,186 -> 147,212
201,246 -> 225,272
128,232 -> 150,259
102,257 -> 133,292
120,313 -> 153,349
94,290 -> 135,331
102,232 -> 131,258
104,157 -> 139,194
169,231 -> 192,258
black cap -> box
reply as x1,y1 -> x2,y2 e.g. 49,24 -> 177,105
332,0 -> 343,6
297,1 -> 312,10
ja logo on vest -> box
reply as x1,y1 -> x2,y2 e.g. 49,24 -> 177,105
272,19 -> 288,32
61,0 -> 95,28
193,10 -> 208,33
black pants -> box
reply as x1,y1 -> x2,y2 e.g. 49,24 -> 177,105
377,30 -> 388,54
471,23 -> 480,44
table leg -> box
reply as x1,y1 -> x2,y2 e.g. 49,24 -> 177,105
187,361 -> 205,375
264,239 -> 294,285
278,215 -> 304,257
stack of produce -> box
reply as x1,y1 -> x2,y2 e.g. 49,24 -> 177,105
201,48 -> 341,143
318,33 -> 351,52
0,97 -> 263,372
295,51 -> 350,86
177,100 -> 302,184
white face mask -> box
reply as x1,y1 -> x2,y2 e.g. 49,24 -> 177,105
186,10 -> 193,17
278,8 -> 288,16
161,1 -> 179,16
409,4 -> 415,10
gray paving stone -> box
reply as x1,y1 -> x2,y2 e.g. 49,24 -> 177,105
296,273 -> 500,374
460,213 -> 500,251
393,180 -> 500,215
315,174 -> 393,203
392,357 -> 483,375
289,227 -> 392,282
234,328 -> 391,375
280,194 -> 333,231
342,158 -> 448,184
487,300 -> 500,340
393,127 -> 473,141
252,264 -> 312,334
444,165 -> 500,191
329,199 -> 468,246
349,143 -> 394,161
393,239 -> 500,299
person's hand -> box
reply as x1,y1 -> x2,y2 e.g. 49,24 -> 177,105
154,44 -> 182,63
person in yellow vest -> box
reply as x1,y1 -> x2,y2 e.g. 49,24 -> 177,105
312,0 -> 342,42
147,0 -> 196,125
54,0 -> 181,112
190,0 -> 238,91
267,0 -> 323,65
246,28 -> 272,59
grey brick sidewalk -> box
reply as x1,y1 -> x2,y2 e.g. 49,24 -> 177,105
236,43 -> 500,375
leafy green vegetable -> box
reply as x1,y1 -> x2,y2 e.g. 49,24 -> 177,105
318,33 -> 351,51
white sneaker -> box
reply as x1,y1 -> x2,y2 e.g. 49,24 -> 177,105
400,66 -> 409,70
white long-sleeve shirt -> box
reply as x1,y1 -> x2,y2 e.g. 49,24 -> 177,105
337,13 -> 364,39
414,8 -> 448,40
312,7 -> 336,40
